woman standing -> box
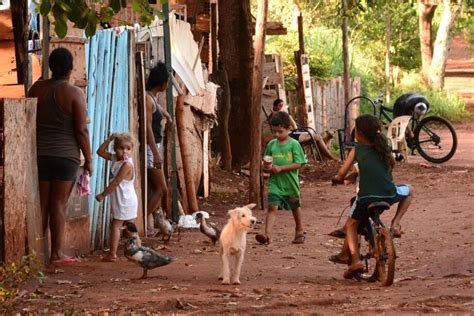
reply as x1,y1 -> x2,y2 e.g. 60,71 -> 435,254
145,63 -> 172,234
28,47 -> 93,264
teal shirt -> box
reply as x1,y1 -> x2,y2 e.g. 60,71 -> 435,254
264,138 -> 307,197
355,143 -> 397,200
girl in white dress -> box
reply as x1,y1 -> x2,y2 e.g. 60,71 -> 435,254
96,133 -> 138,262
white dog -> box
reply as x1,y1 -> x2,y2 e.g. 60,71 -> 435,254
219,203 -> 257,285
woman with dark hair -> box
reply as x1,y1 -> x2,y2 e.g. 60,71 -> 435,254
28,47 -> 93,264
145,62 -> 172,234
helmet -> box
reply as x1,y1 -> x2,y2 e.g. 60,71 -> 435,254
414,102 -> 428,118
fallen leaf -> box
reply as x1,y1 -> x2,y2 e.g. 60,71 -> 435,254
55,280 -> 72,285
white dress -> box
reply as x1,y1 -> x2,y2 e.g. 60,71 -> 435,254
109,155 -> 138,221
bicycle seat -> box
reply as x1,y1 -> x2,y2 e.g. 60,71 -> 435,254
367,201 -> 390,213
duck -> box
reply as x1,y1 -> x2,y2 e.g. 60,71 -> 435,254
154,209 -> 176,243
196,212 -> 221,245
123,222 -> 173,279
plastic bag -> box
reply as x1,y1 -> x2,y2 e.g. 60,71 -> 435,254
77,172 -> 91,196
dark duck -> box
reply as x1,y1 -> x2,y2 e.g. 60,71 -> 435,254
154,209 -> 177,243
196,212 -> 221,245
123,222 -> 173,279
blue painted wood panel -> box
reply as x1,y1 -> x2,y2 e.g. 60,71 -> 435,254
86,29 -> 130,250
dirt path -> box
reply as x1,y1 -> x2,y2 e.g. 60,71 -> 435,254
4,124 -> 473,314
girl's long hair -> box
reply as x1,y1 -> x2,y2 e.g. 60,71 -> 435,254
355,115 -> 393,169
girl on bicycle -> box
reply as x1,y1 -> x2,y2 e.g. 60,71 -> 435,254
331,114 -> 412,279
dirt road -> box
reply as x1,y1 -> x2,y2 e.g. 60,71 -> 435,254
4,124 -> 474,314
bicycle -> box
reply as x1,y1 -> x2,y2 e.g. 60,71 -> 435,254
331,191 -> 396,286
338,94 -> 458,163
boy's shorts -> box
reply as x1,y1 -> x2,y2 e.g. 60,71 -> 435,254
268,193 -> 301,210
349,184 -> 410,221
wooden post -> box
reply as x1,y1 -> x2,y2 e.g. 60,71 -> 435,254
249,0 -> 268,205
42,16 -> 50,80
342,0 -> 351,140
163,3 -> 180,222
136,51 -> 148,235
210,1 -> 218,75
176,95 -> 199,212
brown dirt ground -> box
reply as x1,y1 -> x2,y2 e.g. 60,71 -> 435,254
3,123 -> 474,314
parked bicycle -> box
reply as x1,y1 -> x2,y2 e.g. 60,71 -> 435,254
338,94 -> 458,163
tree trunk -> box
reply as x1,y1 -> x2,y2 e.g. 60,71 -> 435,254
418,1 -> 437,83
175,95 -> 199,213
210,68 -> 233,171
249,0 -> 267,206
385,9 -> 391,103
218,0 -> 254,168
294,13 -> 307,125
10,0 -> 29,92
342,0 -> 351,140
428,0 -> 462,90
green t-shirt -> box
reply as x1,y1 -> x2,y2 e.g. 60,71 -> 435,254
264,138 -> 307,197
355,143 -> 397,200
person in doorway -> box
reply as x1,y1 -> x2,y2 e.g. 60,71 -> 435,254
270,99 -> 336,161
28,47 -> 93,264
96,133 -> 138,262
145,62 -> 172,235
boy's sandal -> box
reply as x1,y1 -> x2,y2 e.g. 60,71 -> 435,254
292,232 -> 306,244
329,254 -> 349,265
343,262 -> 364,279
255,234 -> 270,245
390,226 -> 403,238
328,228 -> 346,239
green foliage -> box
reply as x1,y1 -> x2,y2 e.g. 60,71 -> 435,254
0,252 -> 46,307
35,0 -> 167,38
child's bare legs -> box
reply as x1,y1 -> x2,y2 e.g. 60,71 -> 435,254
291,207 -> 304,240
391,191 -> 413,235
346,218 -> 361,266
264,205 -> 278,241
104,219 -> 124,261
299,132 -> 336,160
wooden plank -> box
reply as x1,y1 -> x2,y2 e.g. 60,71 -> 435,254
2,99 -> 28,263
174,119 -> 189,213
24,98 -> 44,263
203,128 -> 209,198
136,51 -> 147,235
128,32 -> 145,234
63,215 -> 89,257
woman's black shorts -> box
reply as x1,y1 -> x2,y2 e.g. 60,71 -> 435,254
38,156 -> 80,181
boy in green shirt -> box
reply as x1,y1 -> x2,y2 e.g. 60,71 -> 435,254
256,112 -> 307,245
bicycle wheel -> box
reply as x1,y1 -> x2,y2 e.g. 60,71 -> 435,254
414,116 -> 457,163
375,227 -> 396,286
353,223 -> 379,283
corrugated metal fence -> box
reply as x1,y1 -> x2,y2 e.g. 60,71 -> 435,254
86,29 -> 130,250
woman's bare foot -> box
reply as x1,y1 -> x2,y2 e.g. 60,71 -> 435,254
101,254 -> 118,262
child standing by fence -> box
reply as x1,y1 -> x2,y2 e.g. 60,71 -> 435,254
256,112 -> 308,245
96,133 -> 138,262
